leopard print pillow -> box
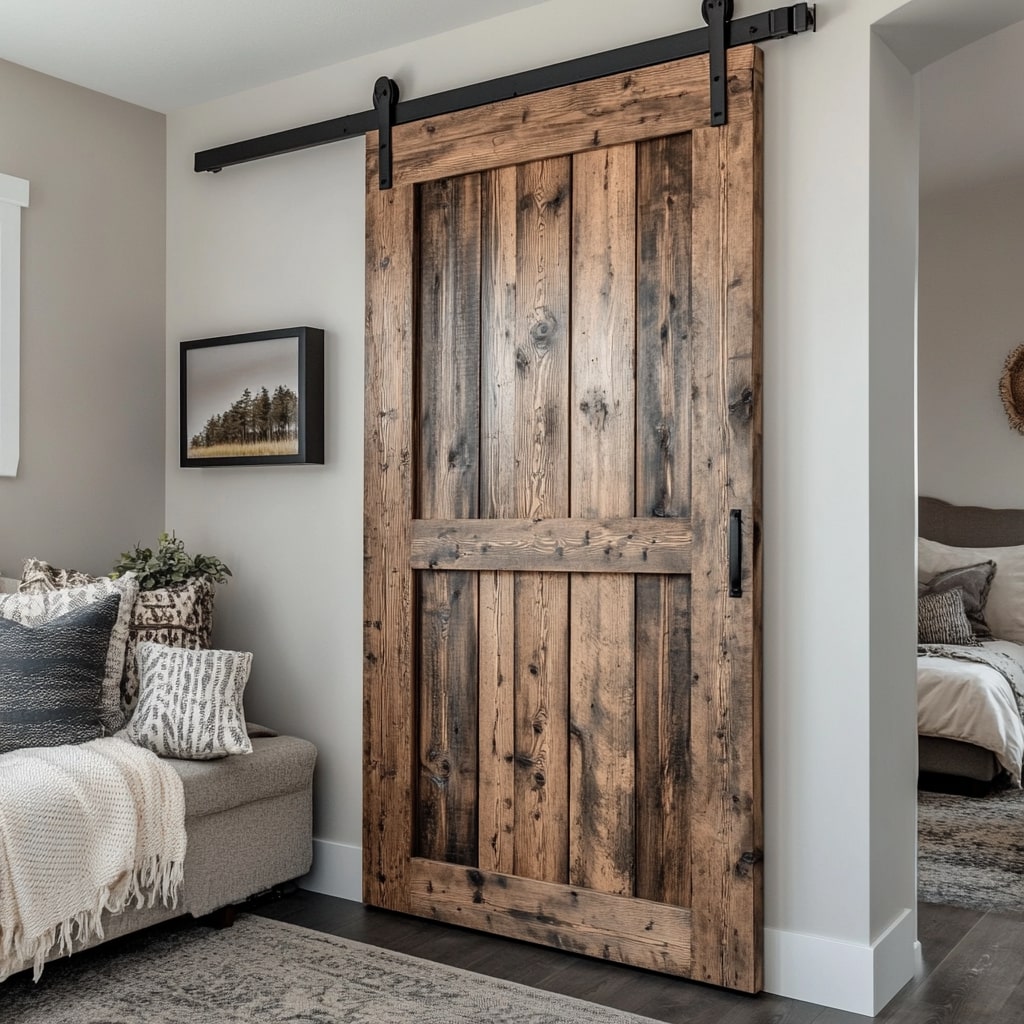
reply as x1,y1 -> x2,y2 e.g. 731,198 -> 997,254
19,558 -> 99,593
122,578 -> 214,716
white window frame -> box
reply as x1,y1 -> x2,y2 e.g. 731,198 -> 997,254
0,172 -> 29,477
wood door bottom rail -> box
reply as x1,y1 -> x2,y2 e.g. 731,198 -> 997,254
405,858 -> 693,976
410,517 -> 692,574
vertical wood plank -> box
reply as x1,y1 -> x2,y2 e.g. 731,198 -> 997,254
569,144 -> 637,897
635,133 -> 694,907
513,158 -> 571,884
417,174 -> 482,866
688,50 -> 763,992
635,574 -> 692,905
363,141 -> 416,911
478,569 -> 515,872
478,166 -> 518,873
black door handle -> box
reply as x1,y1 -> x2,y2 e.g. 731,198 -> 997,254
729,509 -> 742,598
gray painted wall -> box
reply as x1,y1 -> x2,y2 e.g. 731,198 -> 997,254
919,173 -> 1024,508
0,58 -> 166,578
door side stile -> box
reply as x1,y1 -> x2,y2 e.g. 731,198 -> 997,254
363,150 -> 417,913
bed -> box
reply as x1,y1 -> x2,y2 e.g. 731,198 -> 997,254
918,496 -> 1024,786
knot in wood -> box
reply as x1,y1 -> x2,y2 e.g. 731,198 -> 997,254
728,387 -> 754,422
530,309 -> 557,352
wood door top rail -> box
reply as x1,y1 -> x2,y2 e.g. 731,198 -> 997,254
411,516 -> 692,574
369,49 -> 758,189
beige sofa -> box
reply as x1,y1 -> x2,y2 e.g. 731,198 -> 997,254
16,727 -> 316,974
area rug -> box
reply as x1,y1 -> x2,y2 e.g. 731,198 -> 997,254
918,784 -> 1024,912
0,913 -> 662,1024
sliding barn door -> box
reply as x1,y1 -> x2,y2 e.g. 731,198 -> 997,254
364,46 -> 763,992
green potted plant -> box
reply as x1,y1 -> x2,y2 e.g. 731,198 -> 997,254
110,532 -> 231,591
110,532 -> 233,715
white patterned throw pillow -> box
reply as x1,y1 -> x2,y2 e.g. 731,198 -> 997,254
122,642 -> 252,760
0,574 -> 139,734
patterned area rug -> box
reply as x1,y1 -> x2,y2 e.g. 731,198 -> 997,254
918,784 -> 1024,912
0,914 -> 661,1023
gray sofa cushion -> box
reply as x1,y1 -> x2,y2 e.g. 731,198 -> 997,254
166,734 -> 316,819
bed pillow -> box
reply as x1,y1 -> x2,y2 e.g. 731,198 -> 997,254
919,537 -> 1024,644
19,558 -> 100,593
0,575 -> 139,734
0,593 -> 121,754
18,559 -> 214,720
917,560 -> 996,639
917,589 -> 980,647
119,578 -> 215,718
121,642 -> 252,760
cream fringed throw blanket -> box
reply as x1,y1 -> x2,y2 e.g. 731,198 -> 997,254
0,737 -> 186,981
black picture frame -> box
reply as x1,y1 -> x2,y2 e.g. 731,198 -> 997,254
179,327 -> 324,467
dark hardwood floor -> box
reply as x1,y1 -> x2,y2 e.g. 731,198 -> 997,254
248,889 -> 1024,1023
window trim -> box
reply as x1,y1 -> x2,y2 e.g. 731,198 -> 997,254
0,172 -> 29,477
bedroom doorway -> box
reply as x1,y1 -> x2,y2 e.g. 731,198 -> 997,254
913,13 -> 1024,916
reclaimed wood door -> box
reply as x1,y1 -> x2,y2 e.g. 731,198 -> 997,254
364,45 -> 762,992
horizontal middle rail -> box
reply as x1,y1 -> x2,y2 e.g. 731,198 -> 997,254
411,517 -> 692,574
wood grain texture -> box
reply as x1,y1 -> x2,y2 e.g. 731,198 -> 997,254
514,571 -> 569,882
407,858 -> 693,976
687,49 -> 763,993
569,144 -> 636,897
417,174 -> 482,866
410,516 -> 692,573
384,49 -> 757,188
477,166 -> 518,873
480,166 -> 519,522
636,132 -> 693,522
478,570 -> 516,872
635,132 -> 694,908
512,159 -> 571,884
636,574 -> 692,906
514,159 -> 571,524
362,147 -> 416,911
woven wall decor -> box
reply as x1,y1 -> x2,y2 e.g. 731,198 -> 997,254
1000,344 -> 1024,434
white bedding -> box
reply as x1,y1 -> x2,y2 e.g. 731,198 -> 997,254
918,639 -> 1024,785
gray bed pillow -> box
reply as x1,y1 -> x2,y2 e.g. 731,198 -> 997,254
917,588 -> 981,647
917,560 -> 996,639
0,592 -> 121,754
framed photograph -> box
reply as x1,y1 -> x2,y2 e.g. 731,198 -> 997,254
180,327 -> 324,467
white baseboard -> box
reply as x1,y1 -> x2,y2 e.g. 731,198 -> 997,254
297,839 -> 362,902
765,909 -> 917,1017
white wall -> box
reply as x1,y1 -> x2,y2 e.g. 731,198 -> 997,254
0,58 -> 166,577
165,0 -> 1018,1014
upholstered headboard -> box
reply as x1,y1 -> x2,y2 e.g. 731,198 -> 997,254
919,496 -> 1024,548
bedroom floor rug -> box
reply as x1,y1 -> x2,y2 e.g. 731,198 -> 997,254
919,784 -> 1024,912
0,913 -> 662,1024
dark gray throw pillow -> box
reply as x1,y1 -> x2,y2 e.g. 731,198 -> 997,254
917,560 -> 996,639
917,588 -> 980,647
0,592 -> 121,755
